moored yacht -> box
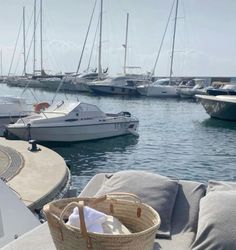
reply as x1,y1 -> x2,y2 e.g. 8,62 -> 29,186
88,75 -> 150,96
206,84 -> 236,96
196,94 -> 236,121
0,96 -> 31,135
6,100 -> 139,142
177,78 -> 210,98
137,78 -> 179,97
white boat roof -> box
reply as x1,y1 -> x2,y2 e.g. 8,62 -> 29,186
0,96 -> 26,104
46,101 -> 104,114
222,84 -> 236,89
38,101 -> 106,120
196,94 -> 236,103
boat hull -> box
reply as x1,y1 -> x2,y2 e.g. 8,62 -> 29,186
0,116 -> 26,136
197,95 -> 236,121
6,121 -> 139,142
137,85 -> 178,97
89,85 -> 139,96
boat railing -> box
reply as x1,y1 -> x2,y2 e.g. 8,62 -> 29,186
40,111 -> 67,115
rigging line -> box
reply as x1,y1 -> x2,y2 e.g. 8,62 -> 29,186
76,0 -> 97,74
151,0 -> 175,77
22,11 -> 40,76
20,12 -> 41,97
15,7 -> 35,76
8,19 -> 23,76
169,0 -> 179,82
86,16 -> 100,72
29,88 -> 39,102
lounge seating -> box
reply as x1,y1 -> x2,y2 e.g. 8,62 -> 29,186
2,170 -> 236,250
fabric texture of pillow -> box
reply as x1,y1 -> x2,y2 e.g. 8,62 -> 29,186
207,180 -> 236,193
95,170 -> 179,238
191,191 -> 236,250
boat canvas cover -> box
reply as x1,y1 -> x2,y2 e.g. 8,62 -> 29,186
0,179 -> 39,248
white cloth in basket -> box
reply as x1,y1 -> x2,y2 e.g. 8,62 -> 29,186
67,206 -> 131,235
67,206 -> 106,233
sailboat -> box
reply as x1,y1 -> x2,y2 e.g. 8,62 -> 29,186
6,0 -> 139,142
89,12 -> 149,96
62,0 -> 108,93
137,0 -> 180,97
0,7 -> 32,136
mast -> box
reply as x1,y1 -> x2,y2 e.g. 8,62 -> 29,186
0,49 -> 2,76
76,0 -> 97,75
23,6 -> 26,76
33,0 -> 36,75
151,0 -> 175,77
98,0 -> 103,80
123,13 -> 129,75
40,0 -> 43,73
169,0 -> 179,85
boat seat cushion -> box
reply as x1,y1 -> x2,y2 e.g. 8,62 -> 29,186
190,190 -> 236,250
154,180 -> 206,250
207,180 -> 236,192
95,170 -> 179,238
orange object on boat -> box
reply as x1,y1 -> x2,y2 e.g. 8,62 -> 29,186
34,102 -> 50,113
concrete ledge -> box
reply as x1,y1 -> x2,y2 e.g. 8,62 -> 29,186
0,138 -> 70,211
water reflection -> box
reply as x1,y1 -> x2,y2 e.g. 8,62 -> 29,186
202,118 -> 236,130
42,135 -> 139,174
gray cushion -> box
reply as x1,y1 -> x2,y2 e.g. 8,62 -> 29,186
191,191 -> 236,250
207,180 -> 236,193
95,170 -> 179,238
153,180 -> 206,250
171,180 -> 206,234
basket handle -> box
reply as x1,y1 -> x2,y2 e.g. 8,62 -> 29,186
78,201 -> 93,250
105,192 -> 141,203
59,201 -> 92,250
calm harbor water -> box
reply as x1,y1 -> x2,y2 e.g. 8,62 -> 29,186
2,84 -> 236,192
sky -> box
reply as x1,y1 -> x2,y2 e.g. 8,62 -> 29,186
0,0 -> 236,77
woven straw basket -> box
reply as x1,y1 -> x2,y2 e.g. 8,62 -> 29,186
43,193 -> 161,250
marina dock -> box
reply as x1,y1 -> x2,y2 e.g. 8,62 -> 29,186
0,138 -> 70,211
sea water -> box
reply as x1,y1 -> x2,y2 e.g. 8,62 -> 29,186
1,84 -> 236,192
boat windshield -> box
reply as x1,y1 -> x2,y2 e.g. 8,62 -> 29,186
75,103 -> 106,118
153,79 -> 176,86
46,101 -> 79,114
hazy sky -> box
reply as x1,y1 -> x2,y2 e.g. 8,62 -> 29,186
0,0 -> 236,77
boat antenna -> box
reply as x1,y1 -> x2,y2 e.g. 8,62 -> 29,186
23,7 -> 26,76
169,0 -> 179,85
33,0 -> 37,76
151,0 -> 175,77
76,0 -> 97,75
0,49 -> 2,76
40,0 -> 43,73
98,0 -> 103,80
123,13 -> 129,75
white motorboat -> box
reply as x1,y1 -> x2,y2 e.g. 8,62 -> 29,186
196,94 -> 236,121
0,96 -> 31,136
137,78 -> 179,97
177,79 -> 209,98
89,75 -> 150,96
6,100 -> 139,142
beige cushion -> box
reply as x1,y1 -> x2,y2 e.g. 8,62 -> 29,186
95,170 -> 179,238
